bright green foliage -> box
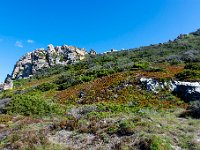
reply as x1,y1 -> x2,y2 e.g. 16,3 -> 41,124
6,95 -> 64,116
150,135 -> 173,150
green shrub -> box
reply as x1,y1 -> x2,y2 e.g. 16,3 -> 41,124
0,90 -> 14,99
131,61 -> 149,70
118,119 -> 135,135
35,83 -> 57,92
86,69 -> 114,77
175,70 -> 200,80
150,135 -> 172,150
57,76 -> 82,90
181,101 -> 200,119
145,66 -> 164,72
6,95 -> 64,116
79,75 -> 94,82
185,62 -> 200,70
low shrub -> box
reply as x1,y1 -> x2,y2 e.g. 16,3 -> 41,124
0,90 -> 14,99
6,95 -> 64,116
79,75 -> 95,82
185,62 -> 200,70
145,66 -> 164,72
118,119 -> 135,135
35,83 -> 57,92
150,135 -> 173,150
180,101 -> 200,119
175,70 -> 200,80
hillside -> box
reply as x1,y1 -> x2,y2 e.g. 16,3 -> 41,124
0,29 -> 200,150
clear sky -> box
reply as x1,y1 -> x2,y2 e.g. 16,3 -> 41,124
0,0 -> 200,82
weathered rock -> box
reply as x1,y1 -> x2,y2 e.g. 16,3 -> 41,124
89,49 -> 97,56
174,81 -> 200,101
140,77 -> 200,101
11,44 -> 87,80
0,98 -> 11,113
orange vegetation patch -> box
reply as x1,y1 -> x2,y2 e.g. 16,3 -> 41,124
140,65 -> 184,79
55,68 -> 187,109
55,72 -> 134,104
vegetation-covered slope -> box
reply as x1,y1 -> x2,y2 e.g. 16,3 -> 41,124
0,30 -> 200,150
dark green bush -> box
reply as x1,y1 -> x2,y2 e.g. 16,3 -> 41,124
6,95 -> 64,116
79,75 -> 94,82
35,83 -> 57,92
181,101 -> 200,119
118,119 -> 135,135
185,63 -> 200,70
57,76 -> 82,90
175,70 -> 200,80
145,66 -> 164,72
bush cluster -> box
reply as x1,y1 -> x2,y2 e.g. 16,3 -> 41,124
35,83 -> 57,92
6,95 -> 64,116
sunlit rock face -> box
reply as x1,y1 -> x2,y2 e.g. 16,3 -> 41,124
140,77 -> 200,101
11,44 -> 87,79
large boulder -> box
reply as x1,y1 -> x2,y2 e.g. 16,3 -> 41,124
174,81 -> 200,101
140,77 -> 200,101
0,98 -> 11,114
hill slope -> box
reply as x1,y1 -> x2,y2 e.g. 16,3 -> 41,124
0,29 -> 200,150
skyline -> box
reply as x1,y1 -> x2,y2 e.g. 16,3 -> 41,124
1,0 -> 200,82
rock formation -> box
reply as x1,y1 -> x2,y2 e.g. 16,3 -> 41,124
140,77 -> 200,101
89,49 -> 97,56
0,75 -> 13,91
11,44 -> 87,79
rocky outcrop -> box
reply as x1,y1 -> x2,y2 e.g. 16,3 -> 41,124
89,49 -> 97,56
0,98 -> 11,113
140,77 -> 200,101
0,75 -> 13,91
11,44 -> 87,79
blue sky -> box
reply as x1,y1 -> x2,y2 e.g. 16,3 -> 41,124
1,0 -> 200,82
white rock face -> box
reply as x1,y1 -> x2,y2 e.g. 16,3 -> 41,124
11,44 -> 87,79
140,77 -> 200,101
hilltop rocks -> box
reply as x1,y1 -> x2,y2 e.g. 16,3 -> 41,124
192,29 -> 200,36
11,44 -> 87,79
89,49 -> 97,56
140,77 -> 200,101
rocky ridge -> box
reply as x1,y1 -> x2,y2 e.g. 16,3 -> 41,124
11,44 -> 87,80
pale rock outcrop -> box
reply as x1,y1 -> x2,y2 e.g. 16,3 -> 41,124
89,49 -> 97,56
11,44 -> 87,79
140,77 -> 200,101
